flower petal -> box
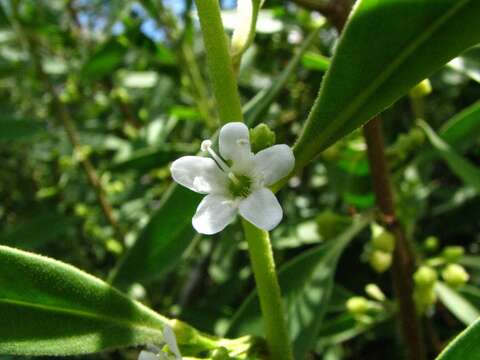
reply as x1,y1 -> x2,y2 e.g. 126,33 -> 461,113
163,325 -> 182,359
192,194 -> 237,234
171,156 -> 227,194
239,188 -> 282,231
253,144 -> 295,186
219,122 -> 253,172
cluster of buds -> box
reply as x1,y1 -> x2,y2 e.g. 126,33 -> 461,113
413,266 -> 438,314
346,284 -> 387,323
414,240 -> 470,314
368,223 -> 395,273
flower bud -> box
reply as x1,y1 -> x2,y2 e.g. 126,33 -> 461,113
372,231 -> 395,253
424,236 -> 439,252
346,296 -> 370,316
442,264 -> 469,288
249,123 -> 276,153
442,246 -> 465,263
413,266 -> 437,288
365,283 -> 386,302
414,287 -> 437,313
369,250 -> 392,273
409,79 -> 432,98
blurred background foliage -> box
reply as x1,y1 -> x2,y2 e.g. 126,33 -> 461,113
0,0 -> 479,359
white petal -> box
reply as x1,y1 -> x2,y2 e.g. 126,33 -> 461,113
192,194 -> 237,234
163,325 -> 182,359
171,156 -> 227,194
219,122 -> 253,172
253,144 -> 295,186
239,188 -> 282,231
138,351 -> 158,360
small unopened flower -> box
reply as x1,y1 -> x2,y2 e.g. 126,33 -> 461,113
138,325 -> 182,360
171,122 -> 294,234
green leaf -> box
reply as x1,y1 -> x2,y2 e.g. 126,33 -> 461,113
81,39 -> 127,82
294,0 -> 480,169
110,144 -> 197,172
0,118 -> 46,141
110,185 -> 202,288
243,28 -> 320,126
418,120 -> 480,192
302,52 -> 331,72
436,282 -> 480,326
0,212 -> 71,250
227,215 -> 369,359
0,245 -> 168,355
439,100 -> 480,152
448,45 -> 480,83
435,317 -> 480,360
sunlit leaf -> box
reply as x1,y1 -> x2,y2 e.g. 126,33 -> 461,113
294,0 -> 480,169
0,245 -> 168,355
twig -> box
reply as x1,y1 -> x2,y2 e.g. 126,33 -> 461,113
8,4 -> 124,241
363,117 -> 426,360
301,1 -> 427,358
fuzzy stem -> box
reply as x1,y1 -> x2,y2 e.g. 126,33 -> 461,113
194,0 -> 244,124
242,220 -> 293,360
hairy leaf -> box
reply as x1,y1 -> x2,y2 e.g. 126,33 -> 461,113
0,245 -> 168,355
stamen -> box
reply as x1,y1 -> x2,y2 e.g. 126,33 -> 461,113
228,172 -> 240,185
201,139 -> 231,172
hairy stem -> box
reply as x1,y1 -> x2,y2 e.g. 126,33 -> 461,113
194,0 -> 244,123
363,117 -> 426,360
242,220 -> 293,360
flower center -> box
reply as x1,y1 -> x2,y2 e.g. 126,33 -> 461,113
201,139 -> 253,198
228,173 -> 252,198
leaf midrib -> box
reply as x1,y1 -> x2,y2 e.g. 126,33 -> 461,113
0,297 -> 164,336
312,0 -> 471,148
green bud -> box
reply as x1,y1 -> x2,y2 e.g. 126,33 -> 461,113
369,250 -> 392,273
442,246 -> 465,263
442,264 -> 469,288
414,287 -> 437,314
372,231 -> 395,253
316,210 -> 351,240
413,266 -> 437,288
249,123 -> 276,153
409,79 -> 432,98
365,283 -> 386,302
105,238 -> 123,255
74,203 -> 89,217
424,236 -> 439,252
346,296 -> 370,316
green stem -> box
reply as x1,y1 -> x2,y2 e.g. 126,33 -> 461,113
194,0 -> 243,124
242,220 -> 293,360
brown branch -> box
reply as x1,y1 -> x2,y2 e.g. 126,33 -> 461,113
363,118 -> 426,360
303,1 -> 427,357
292,0 -> 352,31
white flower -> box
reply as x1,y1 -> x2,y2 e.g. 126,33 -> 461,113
171,122 -> 294,235
138,325 -> 182,360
